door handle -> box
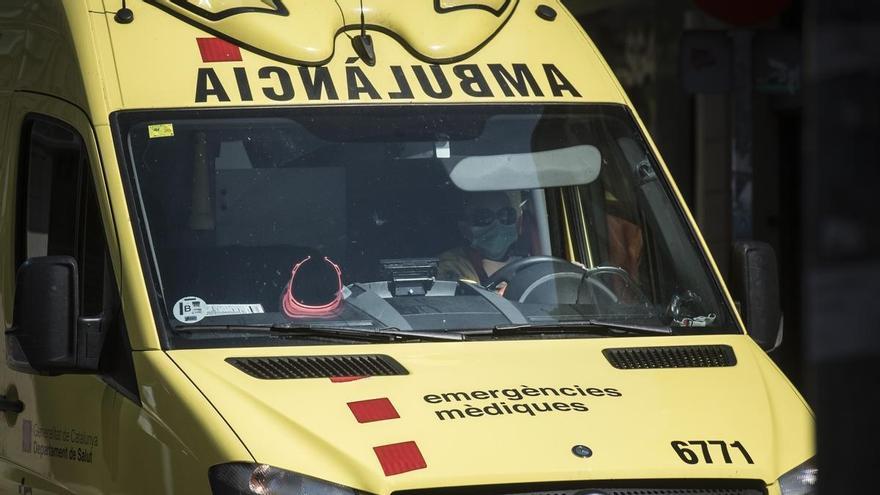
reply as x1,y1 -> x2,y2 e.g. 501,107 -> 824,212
0,395 -> 24,414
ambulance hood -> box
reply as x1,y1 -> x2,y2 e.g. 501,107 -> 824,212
169,335 -> 812,492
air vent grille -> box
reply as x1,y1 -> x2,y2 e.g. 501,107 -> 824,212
495,491 -> 759,495
227,354 -> 407,379
596,490 -> 760,495
394,482 -> 764,495
603,345 -> 736,369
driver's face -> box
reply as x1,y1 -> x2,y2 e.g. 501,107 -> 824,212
463,192 -> 518,229
459,192 -> 523,262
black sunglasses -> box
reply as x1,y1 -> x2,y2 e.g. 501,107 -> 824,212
468,206 -> 518,227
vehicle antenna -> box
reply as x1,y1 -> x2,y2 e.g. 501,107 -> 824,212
360,0 -> 366,38
333,0 -> 354,40
351,0 -> 376,66
114,0 -> 134,24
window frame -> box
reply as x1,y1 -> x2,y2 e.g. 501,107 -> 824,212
15,113 -> 108,320
110,104 -> 744,350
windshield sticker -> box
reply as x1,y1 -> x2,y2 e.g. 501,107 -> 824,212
435,139 -> 451,158
674,313 -> 717,328
208,303 -> 266,317
174,296 -> 207,323
423,384 -> 622,421
147,123 -> 175,139
173,297 -> 264,323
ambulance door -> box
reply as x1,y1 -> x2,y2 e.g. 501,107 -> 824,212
0,91 -> 60,495
0,93 -> 126,494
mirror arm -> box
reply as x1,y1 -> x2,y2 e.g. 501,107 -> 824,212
730,241 -> 782,351
76,316 -> 107,372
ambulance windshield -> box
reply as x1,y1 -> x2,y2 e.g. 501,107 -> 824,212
116,104 -> 736,347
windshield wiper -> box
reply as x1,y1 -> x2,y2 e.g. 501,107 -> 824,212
488,319 -> 673,337
180,324 -> 465,342
271,324 -> 465,342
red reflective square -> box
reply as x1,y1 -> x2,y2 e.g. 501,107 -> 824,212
329,376 -> 366,383
197,37 -> 242,62
347,398 -> 399,423
373,441 -> 426,476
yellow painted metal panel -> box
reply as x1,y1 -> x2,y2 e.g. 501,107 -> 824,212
103,0 -> 623,109
0,93 -> 12,331
94,124 -> 163,350
0,0 -> 814,492
146,0 -> 519,65
101,350 -> 253,492
171,335 -> 813,493
0,91 -> 172,492
0,350 -> 251,493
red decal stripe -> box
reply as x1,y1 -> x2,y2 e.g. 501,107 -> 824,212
329,376 -> 366,383
373,441 -> 426,476
347,398 -> 400,423
197,38 -> 242,62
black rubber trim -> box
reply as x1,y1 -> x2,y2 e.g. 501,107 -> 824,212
0,396 -> 24,414
100,319 -> 142,405
393,478 -> 767,495
13,116 -> 31,271
620,106 -> 744,334
162,0 -> 289,21
109,112 -> 174,350
434,0 -> 513,17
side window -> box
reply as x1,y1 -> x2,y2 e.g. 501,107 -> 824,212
17,117 -> 107,317
21,120 -> 81,260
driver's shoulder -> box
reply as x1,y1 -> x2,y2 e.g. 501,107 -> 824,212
438,246 -> 469,261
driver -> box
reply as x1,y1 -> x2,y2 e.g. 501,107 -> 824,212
438,191 -> 525,285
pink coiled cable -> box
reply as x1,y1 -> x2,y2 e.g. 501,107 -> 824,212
281,256 -> 343,318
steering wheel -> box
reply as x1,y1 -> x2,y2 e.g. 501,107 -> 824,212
485,256 -> 635,304
484,256 -> 560,289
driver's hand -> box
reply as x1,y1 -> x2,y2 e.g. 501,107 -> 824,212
495,281 -> 509,297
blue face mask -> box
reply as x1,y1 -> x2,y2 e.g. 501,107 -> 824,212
470,222 -> 518,261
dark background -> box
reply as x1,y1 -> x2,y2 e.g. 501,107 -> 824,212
561,0 -> 880,490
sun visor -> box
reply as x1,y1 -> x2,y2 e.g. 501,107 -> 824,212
145,0 -> 519,64
447,145 -> 602,192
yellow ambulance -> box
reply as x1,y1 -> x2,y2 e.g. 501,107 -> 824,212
0,0 -> 815,493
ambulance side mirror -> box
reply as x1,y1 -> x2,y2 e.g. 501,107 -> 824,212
7,256 -> 104,375
730,241 -> 783,352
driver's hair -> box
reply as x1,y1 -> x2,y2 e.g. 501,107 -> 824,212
461,191 -> 524,219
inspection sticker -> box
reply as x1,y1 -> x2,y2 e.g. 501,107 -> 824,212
148,123 -> 174,139
206,304 -> 265,317
173,297 -> 264,324
173,296 -> 207,323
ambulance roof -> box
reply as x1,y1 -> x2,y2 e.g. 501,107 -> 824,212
2,0 -> 629,121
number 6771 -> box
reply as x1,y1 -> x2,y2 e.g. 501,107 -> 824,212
671,440 -> 754,465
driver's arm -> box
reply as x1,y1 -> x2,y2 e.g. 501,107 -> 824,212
603,190 -> 644,293
437,247 -> 481,283
606,213 -> 643,280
